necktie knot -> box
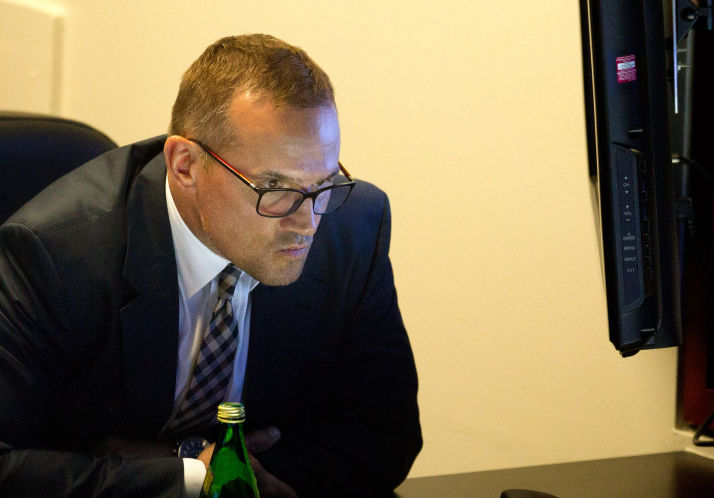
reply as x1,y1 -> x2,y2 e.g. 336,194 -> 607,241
217,265 -> 241,303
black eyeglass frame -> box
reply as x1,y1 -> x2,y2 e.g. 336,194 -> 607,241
188,138 -> 356,218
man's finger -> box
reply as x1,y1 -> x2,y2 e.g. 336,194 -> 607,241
249,454 -> 299,498
244,426 -> 281,454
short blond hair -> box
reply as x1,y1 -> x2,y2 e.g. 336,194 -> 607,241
169,34 -> 335,149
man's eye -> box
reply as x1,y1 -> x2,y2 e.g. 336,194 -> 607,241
312,178 -> 333,190
265,179 -> 283,189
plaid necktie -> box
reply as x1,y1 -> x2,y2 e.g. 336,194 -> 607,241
164,264 -> 242,436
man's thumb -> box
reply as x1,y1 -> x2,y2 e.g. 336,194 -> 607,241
245,426 -> 281,454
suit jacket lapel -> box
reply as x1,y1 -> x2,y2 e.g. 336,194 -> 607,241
119,151 -> 179,436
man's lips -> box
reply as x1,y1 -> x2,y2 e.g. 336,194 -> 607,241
275,234 -> 313,258
278,244 -> 310,257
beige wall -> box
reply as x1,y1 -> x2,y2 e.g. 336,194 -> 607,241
10,0 -> 683,478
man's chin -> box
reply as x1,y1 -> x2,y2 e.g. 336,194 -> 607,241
253,258 -> 308,287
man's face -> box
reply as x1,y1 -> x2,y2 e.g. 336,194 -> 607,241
191,94 -> 341,286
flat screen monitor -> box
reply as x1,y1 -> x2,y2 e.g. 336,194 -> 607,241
580,0 -> 682,356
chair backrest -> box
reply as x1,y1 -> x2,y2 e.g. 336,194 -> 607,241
0,111 -> 117,222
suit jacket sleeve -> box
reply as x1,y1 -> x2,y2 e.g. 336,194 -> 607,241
0,449 -> 183,497
257,189 -> 422,497
0,222 -> 183,498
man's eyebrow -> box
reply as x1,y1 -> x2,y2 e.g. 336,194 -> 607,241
258,167 -> 341,186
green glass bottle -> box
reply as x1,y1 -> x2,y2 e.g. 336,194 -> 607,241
200,402 -> 260,498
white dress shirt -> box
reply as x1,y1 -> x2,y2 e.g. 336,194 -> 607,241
165,178 -> 259,497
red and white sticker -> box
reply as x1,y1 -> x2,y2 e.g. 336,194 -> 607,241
616,54 -> 637,83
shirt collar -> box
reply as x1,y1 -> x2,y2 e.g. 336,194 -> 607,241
165,177 -> 258,298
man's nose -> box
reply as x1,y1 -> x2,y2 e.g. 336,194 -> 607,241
282,197 -> 319,236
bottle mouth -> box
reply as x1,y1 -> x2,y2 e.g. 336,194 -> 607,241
217,402 -> 246,423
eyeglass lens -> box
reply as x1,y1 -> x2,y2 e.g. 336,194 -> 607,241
258,184 -> 352,217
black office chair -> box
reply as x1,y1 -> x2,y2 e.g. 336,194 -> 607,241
0,111 -> 117,222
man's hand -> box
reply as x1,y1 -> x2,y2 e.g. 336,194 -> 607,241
197,426 -> 298,498
197,442 -> 215,468
248,452 -> 298,498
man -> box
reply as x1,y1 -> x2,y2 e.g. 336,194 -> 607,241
0,34 -> 421,497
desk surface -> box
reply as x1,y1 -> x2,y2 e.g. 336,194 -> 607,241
394,451 -> 714,498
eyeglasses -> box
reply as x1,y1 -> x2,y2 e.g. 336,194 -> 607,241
189,138 -> 355,218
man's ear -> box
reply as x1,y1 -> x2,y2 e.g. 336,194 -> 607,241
164,135 -> 201,188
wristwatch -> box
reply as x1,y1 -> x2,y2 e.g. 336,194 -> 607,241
176,437 -> 209,459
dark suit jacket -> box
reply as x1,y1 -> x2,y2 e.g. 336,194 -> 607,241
0,136 -> 421,497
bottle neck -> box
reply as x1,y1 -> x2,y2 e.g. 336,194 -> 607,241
216,421 -> 245,449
